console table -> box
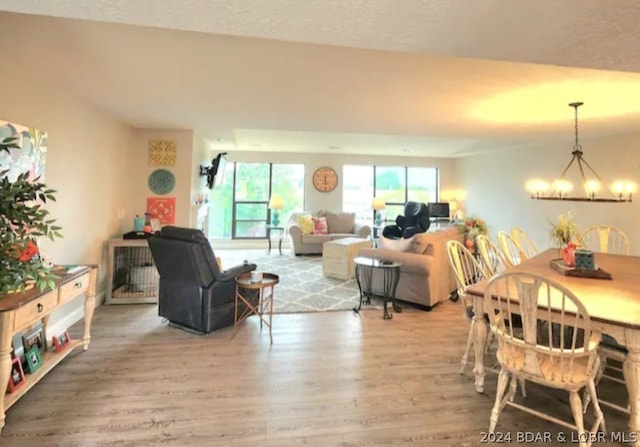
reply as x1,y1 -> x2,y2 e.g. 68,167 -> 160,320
0,265 -> 97,433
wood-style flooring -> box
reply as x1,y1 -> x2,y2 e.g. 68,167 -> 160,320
0,300 -> 631,446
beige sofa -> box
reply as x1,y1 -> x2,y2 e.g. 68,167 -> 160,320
357,226 -> 463,309
287,211 -> 371,255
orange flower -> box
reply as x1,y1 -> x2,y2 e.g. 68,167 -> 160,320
17,240 -> 38,262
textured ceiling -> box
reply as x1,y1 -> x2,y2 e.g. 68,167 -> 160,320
1,1 -> 640,156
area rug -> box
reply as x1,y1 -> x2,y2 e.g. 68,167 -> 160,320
218,250 -> 384,314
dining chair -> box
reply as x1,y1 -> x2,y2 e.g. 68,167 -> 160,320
485,272 -> 605,446
579,225 -> 630,255
579,224 -> 631,411
511,227 -> 540,260
496,231 -> 522,267
446,240 -> 488,374
476,234 -> 509,277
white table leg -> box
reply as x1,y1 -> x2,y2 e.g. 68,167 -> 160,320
472,294 -> 487,393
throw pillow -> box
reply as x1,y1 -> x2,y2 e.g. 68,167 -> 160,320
312,217 -> 329,235
378,235 -> 412,252
295,214 -> 314,235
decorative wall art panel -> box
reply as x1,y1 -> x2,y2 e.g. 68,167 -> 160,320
148,169 -> 175,195
148,140 -> 177,166
0,120 -> 47,183
147,197 -> 176,225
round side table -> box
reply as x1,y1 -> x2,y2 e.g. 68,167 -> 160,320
234,272 -> 279,343
353,256 -> 402,320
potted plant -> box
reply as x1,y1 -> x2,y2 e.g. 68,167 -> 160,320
0,136 -> 62,295
549,210 -> 579,266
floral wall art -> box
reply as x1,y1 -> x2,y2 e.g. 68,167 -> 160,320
0,120 -> 47,183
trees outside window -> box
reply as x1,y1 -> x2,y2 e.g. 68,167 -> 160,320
208,162 -> 305,239
343,165 -> 439,224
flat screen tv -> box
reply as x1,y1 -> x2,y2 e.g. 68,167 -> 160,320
201,152 -> 228,189
428,202 -> 450,219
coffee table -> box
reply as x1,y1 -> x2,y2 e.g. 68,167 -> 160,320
353,256 -> 402,320
322,237 -> 371,280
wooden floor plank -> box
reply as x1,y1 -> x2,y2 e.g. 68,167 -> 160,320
0,300 -> 632,446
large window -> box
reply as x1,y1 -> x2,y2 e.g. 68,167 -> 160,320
209,162 -> 305,239
343,165 -> 439,223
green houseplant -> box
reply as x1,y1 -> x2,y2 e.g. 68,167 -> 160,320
549,210 -> 580,266
0,136 -> 62,295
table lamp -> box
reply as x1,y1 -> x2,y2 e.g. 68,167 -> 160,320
268,195 -> 284,226
371,197 -> 385,226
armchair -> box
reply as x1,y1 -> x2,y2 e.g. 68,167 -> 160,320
148,226 -> 257,334
382,201 -> 431,239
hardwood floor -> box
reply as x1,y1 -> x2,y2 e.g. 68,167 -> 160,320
0,300 -> 631,446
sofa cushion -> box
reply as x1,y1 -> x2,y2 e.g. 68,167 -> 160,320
407,234 -> 432,254
325,211 -> 355,234
312,216 -> 329,235
301,234 -> 333,244
378,236 -> 413,252
295,214 -> 314,235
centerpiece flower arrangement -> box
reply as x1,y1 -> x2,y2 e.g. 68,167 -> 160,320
0,136 -> 62,295
549,210 -> 580,266
458,216 -> 488,253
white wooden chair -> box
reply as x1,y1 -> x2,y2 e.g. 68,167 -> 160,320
511,227 -> 540,260
476,234 -> 508,277
496,231 -> 522,267
485,272 -> 605,446
579,225 -> 630,413
446,239 -> 488,374
579,225 -> 630,255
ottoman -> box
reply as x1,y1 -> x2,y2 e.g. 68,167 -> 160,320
322,237 -> 371,280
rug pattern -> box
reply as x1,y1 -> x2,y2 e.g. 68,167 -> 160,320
242,253 -> 384,314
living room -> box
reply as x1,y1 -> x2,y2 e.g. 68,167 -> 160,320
2,2 -> 640,445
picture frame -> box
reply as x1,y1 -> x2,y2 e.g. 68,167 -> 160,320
24,347 -> 42,374
22,323 -> 46,355
11,332 -> 25,364
53,330 -> 71,353
7,357 -> 26,393
149,218 -> 161,233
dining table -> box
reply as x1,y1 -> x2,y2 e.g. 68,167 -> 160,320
466,248 -> 640,444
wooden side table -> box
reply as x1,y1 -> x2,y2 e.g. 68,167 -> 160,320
265,225 -> 284,255
234,272 -> 279,343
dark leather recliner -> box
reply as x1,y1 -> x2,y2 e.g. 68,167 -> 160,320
382,201 -> 431,239
148,226 -> 257,334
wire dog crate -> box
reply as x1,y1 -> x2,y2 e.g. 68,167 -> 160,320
106,239 -> 159,304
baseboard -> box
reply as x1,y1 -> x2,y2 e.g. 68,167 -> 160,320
47,290 -> 105,341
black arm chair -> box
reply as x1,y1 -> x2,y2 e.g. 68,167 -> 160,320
148,226 -> 257,334
382,201 -> 431,239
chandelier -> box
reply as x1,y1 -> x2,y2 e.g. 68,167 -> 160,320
526,102 -> 635,202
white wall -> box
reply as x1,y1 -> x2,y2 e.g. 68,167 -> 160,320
0,64 -> 133,332
456,132 -> 640,253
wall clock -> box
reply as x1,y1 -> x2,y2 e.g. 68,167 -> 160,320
148,169 -> 175,195
312,167 -> 338,192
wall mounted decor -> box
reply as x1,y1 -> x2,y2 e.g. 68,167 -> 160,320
147,197 -> 176,225
0,120 -> 47,183
148,140 -> 177,166
148,169 -> 175,195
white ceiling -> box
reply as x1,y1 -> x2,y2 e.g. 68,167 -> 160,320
2,1 -> 640,157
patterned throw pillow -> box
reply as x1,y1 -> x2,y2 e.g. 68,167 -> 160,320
295,214 -> 314,235
312,217 -> 328,235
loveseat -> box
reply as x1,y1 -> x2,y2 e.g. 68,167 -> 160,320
288,211 -> 371,255
357,226 -> 463,309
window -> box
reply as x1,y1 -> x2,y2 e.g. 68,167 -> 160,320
343,165 -> 439,224
209,162 -> 305,239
